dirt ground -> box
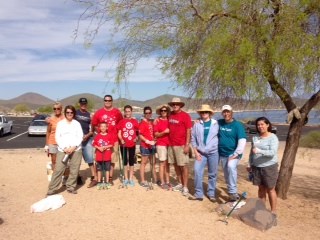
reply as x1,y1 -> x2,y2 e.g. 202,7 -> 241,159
0,142 -> 319,240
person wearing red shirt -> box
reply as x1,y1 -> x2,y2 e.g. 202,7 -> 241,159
92,122 -> 114,189
167,98 -> 192,196
117,105 -> 139,187
154,104 -> 171,189
91,94 -> 123,186
139,106 -> 157,187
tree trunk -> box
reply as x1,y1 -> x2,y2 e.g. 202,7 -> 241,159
275,117 -> 305,199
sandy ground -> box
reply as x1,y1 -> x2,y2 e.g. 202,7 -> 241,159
0,142 -> 319,240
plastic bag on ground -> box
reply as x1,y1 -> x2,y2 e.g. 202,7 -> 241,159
30,194 -> 66,213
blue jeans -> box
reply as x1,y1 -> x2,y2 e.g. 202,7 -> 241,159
219,156 -> 240,194
194,152 -> 219,198
82,138 -> 94,164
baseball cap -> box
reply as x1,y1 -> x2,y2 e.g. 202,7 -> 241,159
79,98 -> 88,104
221,105 -> 232,111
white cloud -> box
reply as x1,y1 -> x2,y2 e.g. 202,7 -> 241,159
0,0 -> 167,85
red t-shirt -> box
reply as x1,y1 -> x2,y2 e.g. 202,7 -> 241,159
117,118 -> 139,147
168,110 -> 192,146
139,119 -> 154,148
153,118 -> 170,146
92,107 -> 123,138
92,133 -> 114,162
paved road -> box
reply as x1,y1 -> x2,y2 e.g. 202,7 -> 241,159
0,117 -> 319,149
0,117 -> 46,149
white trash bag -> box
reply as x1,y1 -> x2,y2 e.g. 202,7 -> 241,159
31,194 -> 66,213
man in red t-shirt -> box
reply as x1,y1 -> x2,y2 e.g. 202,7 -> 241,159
167,97 -> 192,196
92,94 -> 123,185
117,105 -> 139,186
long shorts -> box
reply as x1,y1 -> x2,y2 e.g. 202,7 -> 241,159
156,146 -> 168,161
120,146 -> 136,166
140,146 -> 156,156
168,146 -> 189,166
82,138 -> 94,164
96,161 -> 111,171
48,144 -> 58,154
252,163 -> 278,188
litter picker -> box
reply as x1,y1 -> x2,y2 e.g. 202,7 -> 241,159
118,144 -> 127,189
219,192 -> 247,225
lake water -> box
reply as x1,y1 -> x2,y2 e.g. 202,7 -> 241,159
134,109 -> 320,125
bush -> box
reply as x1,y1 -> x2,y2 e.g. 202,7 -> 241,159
300,131 -> 320,149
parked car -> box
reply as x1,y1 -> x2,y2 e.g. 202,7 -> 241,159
28,120 -> 48,136
0,115 -> 13,137
245,120 -> 277,134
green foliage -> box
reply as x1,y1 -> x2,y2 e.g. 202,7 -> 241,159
300,130 -> 320,149
37,105 -> 53,114
14,104 -> 29,113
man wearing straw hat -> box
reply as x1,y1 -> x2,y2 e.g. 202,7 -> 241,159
189,104 -> 219,201
167,97 -> 192,196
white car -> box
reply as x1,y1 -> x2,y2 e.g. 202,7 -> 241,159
28,120 -> 48,136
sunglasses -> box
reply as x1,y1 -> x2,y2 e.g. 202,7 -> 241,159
53,108 -> 61,110
66,111 -> 74,114
160,109 -> 167,112
172,103 -> 181,106
104,99 -> 112,102
200,111 -> 210,114
144,112 -> 152,115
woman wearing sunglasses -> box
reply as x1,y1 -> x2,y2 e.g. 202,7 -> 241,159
139,106 -> 157,187
45,102 -> 64,170
47,105 -> 83,195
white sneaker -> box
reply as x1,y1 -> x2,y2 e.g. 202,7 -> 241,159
182,187 -> 189,197
172,183 -> 183,192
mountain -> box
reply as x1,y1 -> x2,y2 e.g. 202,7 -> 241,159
0,92 -> 54,110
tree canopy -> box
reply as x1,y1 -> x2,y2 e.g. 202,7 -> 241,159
74,0 -> 320,198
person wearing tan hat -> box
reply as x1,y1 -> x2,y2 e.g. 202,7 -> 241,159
167,97 -> 192,196
189,105 -> 219,201
154,104 -> 171,189
218,105 -> 246,201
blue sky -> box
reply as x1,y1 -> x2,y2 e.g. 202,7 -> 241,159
0,0 -> 186,101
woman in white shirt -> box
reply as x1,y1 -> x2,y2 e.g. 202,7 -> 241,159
47,105 -> 83,195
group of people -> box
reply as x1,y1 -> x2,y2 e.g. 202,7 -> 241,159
44,95 -> 279,216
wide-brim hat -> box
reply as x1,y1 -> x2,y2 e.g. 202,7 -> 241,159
168,97 -> 185,108
196,104 -> 214,114
156,104 -> 171,115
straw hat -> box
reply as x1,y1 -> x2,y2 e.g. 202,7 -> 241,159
156,104 -> 171,115
196,104 -> 214,114
168,97 -> 185,108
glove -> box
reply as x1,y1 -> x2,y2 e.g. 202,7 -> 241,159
44,145 -> 49,151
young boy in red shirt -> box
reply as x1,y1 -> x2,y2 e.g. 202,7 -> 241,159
92,122 -> 114,189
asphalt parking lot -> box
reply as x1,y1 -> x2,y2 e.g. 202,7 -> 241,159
0,117 -> 319,149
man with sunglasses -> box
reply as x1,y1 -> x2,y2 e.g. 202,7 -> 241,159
167,97 -> 192,196
92,95 -> 123,185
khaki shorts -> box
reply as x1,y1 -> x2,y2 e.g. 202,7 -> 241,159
156,146 -> 168,161
111,145 -> 119,164
168,146 -> 189,166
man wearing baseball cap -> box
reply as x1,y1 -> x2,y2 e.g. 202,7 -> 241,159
218,105 -> 246,201
75,97 -> 97,187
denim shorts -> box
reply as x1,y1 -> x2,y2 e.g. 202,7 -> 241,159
140,146 -> 156,156
82,138 -> 94,164
96,161 -> 111,171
